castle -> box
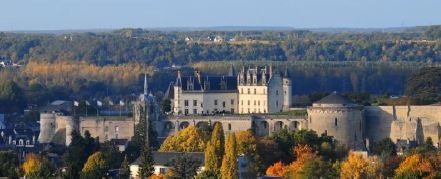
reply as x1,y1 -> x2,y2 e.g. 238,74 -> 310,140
169,65 -> 292,115
39,67 -> 441,151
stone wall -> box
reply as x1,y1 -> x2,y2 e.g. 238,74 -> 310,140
79,116 -> 134,142
365,106 -> 441,146
308,107 -> 364,149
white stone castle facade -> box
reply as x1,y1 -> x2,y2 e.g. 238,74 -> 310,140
169,65 -> 292,115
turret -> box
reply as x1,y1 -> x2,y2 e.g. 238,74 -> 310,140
282,68 -> 292,111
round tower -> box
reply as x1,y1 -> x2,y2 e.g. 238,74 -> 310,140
39,113 -> 56,144
307,92 -> 364,150
282,68 -> 292,111
65,117 -> 76,146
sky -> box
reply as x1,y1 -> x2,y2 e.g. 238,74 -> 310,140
1,0 -> 441,31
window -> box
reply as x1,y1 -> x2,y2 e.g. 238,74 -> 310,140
19,139 -> 23,146
276,100 -> 279,107
241,88 -> 243,94
324,130 -> 328,135
248,108 -> 250,113
105,126 -> 109,132
115,134 -> 118,139
231,108 -> 234,113
231,99 -> 234,105
26,140 -> 30,145
254,100 -> 256,106
193,100 -> 197,106
285,90 -> 287,95
276,90 -> 279,95
185,109 -> 189,115
248,100 -> 250,105
193,109 -> 198,114
241,100 -> 243,105
334,118 -> 338,126
258,100 -> 261,106
214,100 -> 218,105
184,100 -> 189,107
115,126 -> 119,132
160,168 -> 167,174
228,123 -> 232,131
254,88 -> 257,94
105,134 -> 108,141
248,88 -> 250,94
222,101 -> 226,108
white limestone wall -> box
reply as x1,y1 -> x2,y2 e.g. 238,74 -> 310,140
202,92 -> 238,114
365,105 -> 441,146
308,107 -> 364,149
39,113 -> 56,143
238,85 -> 269,114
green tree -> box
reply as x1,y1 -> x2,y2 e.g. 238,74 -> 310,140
139,145 -> 154,178
220,133 -> 238,179
405,67 -> 441,104
0,151 -> 19,178
169,154 -> 202,179
63,130 -> 100,179
0,80 -> 26,113
371,138 -> 396,156
120,155 -> 131,179
81,152 -> 108,179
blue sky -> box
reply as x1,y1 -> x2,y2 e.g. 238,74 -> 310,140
1,0 -> 441,31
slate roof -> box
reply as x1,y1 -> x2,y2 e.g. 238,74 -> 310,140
315,92 -> 356,105
176,76 -> 237,92
132,152 -> 205,166
40,100 -> 72,115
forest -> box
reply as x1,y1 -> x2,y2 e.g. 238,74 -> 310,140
1,25 -> 441,113
0,25 -> 441,66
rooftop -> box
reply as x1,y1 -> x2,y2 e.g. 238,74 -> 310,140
314,92 -> 356,105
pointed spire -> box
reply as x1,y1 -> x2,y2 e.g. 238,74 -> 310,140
175,70 -> 182,87
228,64 -> 235,76
144,74 -> 148,95
284,67 -> 290,78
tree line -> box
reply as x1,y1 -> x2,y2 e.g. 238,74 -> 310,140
1,26 -> 441,67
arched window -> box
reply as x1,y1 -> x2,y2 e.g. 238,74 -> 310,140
334,118 -> 338,126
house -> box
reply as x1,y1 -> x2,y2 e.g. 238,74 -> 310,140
129,152 -> 205,178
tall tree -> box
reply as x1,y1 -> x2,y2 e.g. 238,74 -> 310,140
139,145 -> 154,178
204,122 -> 224,176
169,154 -> 201,179
120,155 -> 131,179
220,133 -> 238,179
235,130 -> 262,177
